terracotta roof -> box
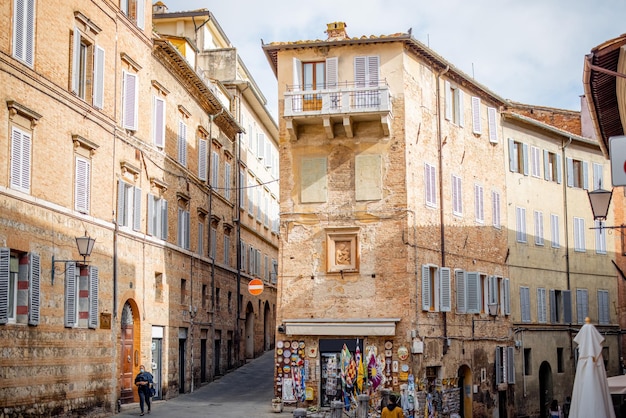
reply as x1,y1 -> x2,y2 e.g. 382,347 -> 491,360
507,102 -> 582,136
583,33 -> 626,157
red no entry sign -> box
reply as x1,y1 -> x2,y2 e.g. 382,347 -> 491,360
248,278 -> 264,296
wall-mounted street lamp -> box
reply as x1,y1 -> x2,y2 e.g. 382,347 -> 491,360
587,187 -> 626,232
51,231 -> 96,285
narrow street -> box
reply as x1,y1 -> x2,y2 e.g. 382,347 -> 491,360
114,350 -> 293,417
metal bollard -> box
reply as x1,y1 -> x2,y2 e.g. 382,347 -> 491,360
330,400 -> 344,418
356,394 -> 370,418
293,408 -> 307,418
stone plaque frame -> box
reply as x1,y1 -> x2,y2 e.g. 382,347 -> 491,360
326,229 -> 359,273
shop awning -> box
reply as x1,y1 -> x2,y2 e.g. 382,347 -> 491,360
282,318 -> 401,336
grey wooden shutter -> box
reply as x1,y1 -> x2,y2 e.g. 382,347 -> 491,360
522,143 -> 529,175
326,57 -> 338,88
543,150 -> 550,181
488,107 -> 498,143
28,252 -> 40,326
117,180 -> 126,225
354,56 -> 366,88
133,187 -> 141,231
507,347 -> 515,383
556,154 -> 563,184
198,138 -> 207,181
503,278 -> 510,315
466,272 -> 480,313
178,120 -> 187,166
64,262 -> 77,327
440,268 -> 451,312
161,200 -> 168,240
583,161 -> 589,190
455,270 -> 466,313
0,248 -> 10,324
147,194 -> 155,236
563,290 -> 572,323
13,0 -> 36,66
93,46 -> 105,109
11,127 -> 31,192
421,265 -> 431,311
537,288 -> 546,323
88,266 -> 99,329
520,287 -> 530,322
457,89 -> 464,127
445,81 -> 452,120
495,346 -> 503,384
508,139 -> 516,172
75,157 -> 90,213
550,290 -> 557,323
566,158 -> 574,187
136,0 -> 145,29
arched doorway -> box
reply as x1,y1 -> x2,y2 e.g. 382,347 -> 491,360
245,301 -> 255,359
458,365 -> 472,418
264,301 -> 271,351
120,300 -> 139,404
539,361 -> 554,418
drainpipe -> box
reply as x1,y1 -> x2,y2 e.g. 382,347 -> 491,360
561,137 -> 573,356
436,65 -> 450,354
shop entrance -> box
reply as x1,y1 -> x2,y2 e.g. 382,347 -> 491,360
319,339 -> 363,407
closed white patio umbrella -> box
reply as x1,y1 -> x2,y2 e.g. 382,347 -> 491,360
570,318 -> 615,418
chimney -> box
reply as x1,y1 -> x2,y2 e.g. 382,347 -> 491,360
326,22 -> 348,41
153,1 -> 168,14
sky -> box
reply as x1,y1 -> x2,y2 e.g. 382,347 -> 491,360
169,0 -> 626,120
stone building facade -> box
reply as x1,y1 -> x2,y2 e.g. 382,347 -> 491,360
0,0 -> 277,416
263,22 -> 616,418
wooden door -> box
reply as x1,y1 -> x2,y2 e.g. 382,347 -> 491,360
120,303 -> 135,403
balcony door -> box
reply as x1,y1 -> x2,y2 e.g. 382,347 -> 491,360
303,61 -> 325,111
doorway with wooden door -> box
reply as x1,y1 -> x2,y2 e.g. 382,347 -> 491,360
120,301 -> 139,404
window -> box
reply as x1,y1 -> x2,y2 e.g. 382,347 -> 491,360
551,214 -> 560,248
452,174 -> 462,216
550,289 -> 572,324
456,271 -> 483,314
264,254 -> 269,280
177,207 -> 190,250
215,288 -> 220,311
557,347 -> 564,373
576,288 -> 589,324
117,180 -> 141,230
495,346 -> 515,384
508,139 -> 529,175
492,190 -> 501,229
239,170 -> 245,209
534,210 -> 544,246
474,184 -> 484,223
524,348 -> 532,375
537,288 -> 547,323
201,284 -> 207,310
71,27 -> 105,108
271,259 -> 278,284
0,249 -> 40,326
240,240 -> 246,272
120,0 -> 145,29
520,286 -> 531,323
147,194 -> 168,240
354,56 -> 380,107
516,207 -> 527,243
12,0 -> 35,67
224,163 -> 231,200
10,126 -> 32,193
595,220 -> 607,254
224,234 -> 230,266
177,119 -> 187,166
471,96 -> 481,134
530,146 -> 541,178
425,163 -> 437,207
247,176 -> 255,214
421,266 -> 451,312
211,151 -> 219,188
198,137 -> 207,181
263,189 -> 270,227
257,133 -> 265,161
197,221 -> 204,256
256,181 -> 262,220
486,276 -> 510,316
598,290 -> 609,325
64,263 -> 98,329
487,107 -> 498,143
209,227 -> 217,260
152,96 -> 165,148
75,156 -> 91,214
180,279 -> 186,304
445,81 -> 464,126
593,162 -> 604,189
566,158 -> 588,189
122,70 -> 138,131
544,150 -> 562,183
573,217 -> 585,252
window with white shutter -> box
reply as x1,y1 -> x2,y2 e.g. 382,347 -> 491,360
0,249 -> 40,326
502,278 -> 510,315
445,81 -> 464,126
152,96 -> 166,148
592,162 -> 604,190
177,119 -> 187,166
147,194 -> 168,240
122,70 -> 138,130
466,272 -> 481,314
551,214 -> 560,248
177,208 -> 190,250
488,107 -> 498,143
474,184 -> 484,223
121,0 -> 144,29
93,46 -> 105,109
75,157 -> 90,214
452,174 -> 462,216
566,158 -> 589,189
239,170 -> 245,209
64,263 -> 98,329
534,210 -> 544,246
197,222 -> 204,256
425,163 -> 437,208
12,0 -> 35,66
64,262 -> 77,327
117,180 -> 141,230
224,235 -> 230,266
28,252 -> 40,326
492,190 -> 501,229
563,290 -> 572,323
573,217 -> 585,252
209,227 -> 217,260
530,146 -> 541,178
471,96 -> 481,134
595,220 -> 607,254
211,151 -> 219,188
224,163 -> 231,200
537,288 -> 547,323
10,126 -> 32,193
543,150 -> 562,183
455,269 -> 466,313
354,56 -> 380,107
198,138 -> 207,181
440,268 -> 451,312
516,207 -> 527,243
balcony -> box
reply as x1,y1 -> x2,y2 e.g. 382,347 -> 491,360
283,81 -> 393,140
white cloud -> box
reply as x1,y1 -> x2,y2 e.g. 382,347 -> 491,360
168,0 -> 626,115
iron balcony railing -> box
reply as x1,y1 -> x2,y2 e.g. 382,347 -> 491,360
284,80 -> 392,117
